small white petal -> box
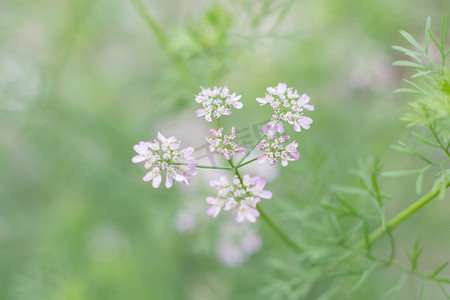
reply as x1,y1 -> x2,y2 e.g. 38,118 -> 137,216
165,175 -> 173,188
132,155 -> 146,163
152,174 -> 162,188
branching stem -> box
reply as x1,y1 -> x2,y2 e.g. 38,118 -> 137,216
356,180 -> 450,249
130,0 -> 190,78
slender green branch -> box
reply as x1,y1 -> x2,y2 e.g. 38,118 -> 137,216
356,180 -> 450,249
258,205 -> 303,253
231,164 -> 303,253
237,157 -> 258,168
237,135 -> 265,166
130,0 -> 190,77
428,124 -> 450,158
196,165 -> 233,170
172,163 -> 232,170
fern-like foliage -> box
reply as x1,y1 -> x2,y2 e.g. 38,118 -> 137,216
264,17 -> 450,300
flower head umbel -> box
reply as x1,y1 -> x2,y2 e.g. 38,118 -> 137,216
195,86 -> 243,122
256,135 -> 300,167
206,127 -> 247,160
132,132 -> 197,188
206,174 -> 272,223
257,82 -> 314,132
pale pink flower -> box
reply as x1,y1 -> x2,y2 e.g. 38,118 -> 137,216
132,132 -> 197,188
205,174 -> 272,223
206,127 -> 246,160
267,82 -> 287,96
206,197 -> 225,218
256,134 -> 300,167
195,86 -> 243,122
143,167 -> 162,188
262,120 -> 284,139
236,201 -> 260,223
257,83 -> 314,133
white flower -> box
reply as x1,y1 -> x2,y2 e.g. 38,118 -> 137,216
205,174 -> 272,222
236,201 -> 260,223
256,135 -> 300,167
132,132 -> 197,188
257,83 -> 314,133
195,87 -> 243,122
205,127 -> 246,160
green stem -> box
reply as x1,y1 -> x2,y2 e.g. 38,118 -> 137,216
231,163 -> 302,253
237,135 -> 265,166
237,157 -> 258,168
429,124 -> 450,158
196,165 -> 233,170
130,0 -> 190,78
258,205 -> 303,252
172,163 -> 232,170
356,180 -> 450,249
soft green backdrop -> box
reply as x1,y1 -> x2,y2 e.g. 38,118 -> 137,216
1,0 -> 449,299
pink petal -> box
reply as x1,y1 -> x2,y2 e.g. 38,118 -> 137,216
299,93 -> 310,104
246,214 -> 256,223
259,190 -> 272,199
210,180 -> 221,188
143,172 -> 154,182
132,155 -> 146,163
152,174 -> 162,188
165,175 -> 173,188
133,143 -> 146,154
249,208 -> 260,217
174,173 -> 186,182
207,206 -> 221,218
304,104 -> 314,111
256,97 -> 266,105
157,131 -> 166,143
236,212 -> 245,223
267,87 -> 277,94
209,128 -> 217,135
277,83 -> 287,94
196,109 -> 205,117
206,197 -> 218,205
233,101 -> 243,109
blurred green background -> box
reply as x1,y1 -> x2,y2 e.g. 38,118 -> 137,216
1,0 -> 450,299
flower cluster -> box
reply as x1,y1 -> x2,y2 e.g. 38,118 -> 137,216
206,174 -> 272,223
132,83 -> 314,228
256,135 -> 300,166
205,127 -> 247,160
131,132 -> 197,188
257,82 -> 314,132
195,86 -> 243,122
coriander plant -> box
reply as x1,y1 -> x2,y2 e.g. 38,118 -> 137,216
131,17 -> 449,299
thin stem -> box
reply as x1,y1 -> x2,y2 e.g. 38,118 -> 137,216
258,205 -> 303,252
231,164 -> 303,253
196,165 -> 233,170
356,180 -> 450,249
237,157 -> 258,168
130,0 -> 190,78
172,163 -> 232,170
237,135 -> 265,166
429,124 -> 450,158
